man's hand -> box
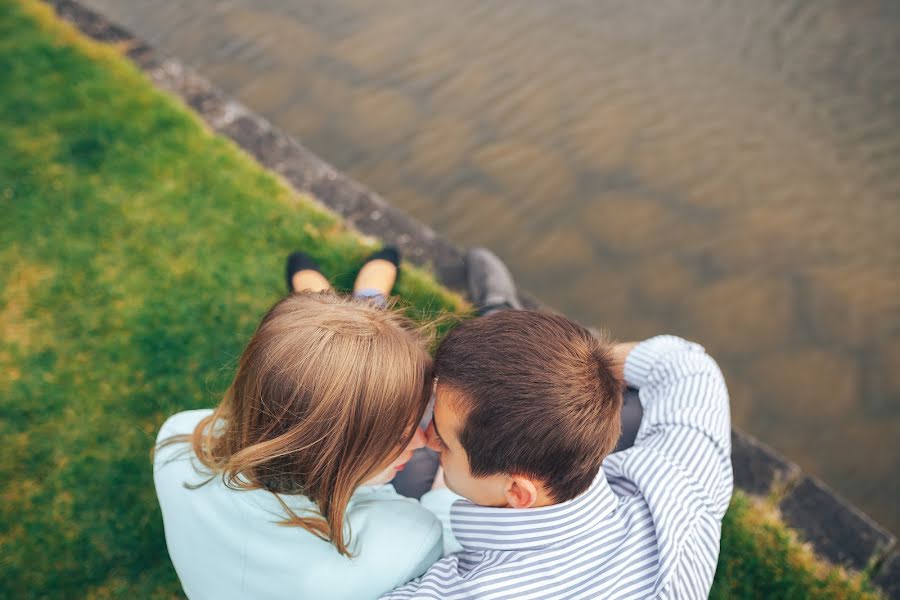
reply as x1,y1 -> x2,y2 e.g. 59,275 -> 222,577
610,342 -> 639,382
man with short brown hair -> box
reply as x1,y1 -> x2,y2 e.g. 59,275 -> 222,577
383,249 -> 733,600
428,309 -> 624,509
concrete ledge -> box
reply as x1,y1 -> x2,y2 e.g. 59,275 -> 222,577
44,0 -> 897,594
730,429 -> 801,496
779,477 -> 895,572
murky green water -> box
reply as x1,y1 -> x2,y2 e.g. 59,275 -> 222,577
82,0 -> 900,533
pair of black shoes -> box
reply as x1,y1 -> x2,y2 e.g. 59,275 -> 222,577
285,247 -> 400,294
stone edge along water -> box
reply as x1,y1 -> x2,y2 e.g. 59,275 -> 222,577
42,1 -> 899,596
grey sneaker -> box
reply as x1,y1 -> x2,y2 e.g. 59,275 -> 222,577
466,247 -> 523,315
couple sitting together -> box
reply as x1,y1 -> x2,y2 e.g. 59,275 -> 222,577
153,246 -> 733,600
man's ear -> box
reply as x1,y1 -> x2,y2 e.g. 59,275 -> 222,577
504,476 -> 539,509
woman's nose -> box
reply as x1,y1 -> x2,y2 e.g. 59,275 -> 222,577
407,427 -> 426,451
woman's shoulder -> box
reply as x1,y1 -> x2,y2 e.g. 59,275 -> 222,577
345,487 -> 443,577
350,486 -> 440,534
351,485 -> 438,523
153,409 -> 214,469
156,408 -> 214,443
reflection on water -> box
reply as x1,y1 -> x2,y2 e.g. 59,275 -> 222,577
83,0 -> 900,532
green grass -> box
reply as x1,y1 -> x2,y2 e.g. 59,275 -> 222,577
713,494 -> 881,599
0,0 -> 884,597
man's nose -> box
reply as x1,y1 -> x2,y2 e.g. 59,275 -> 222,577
424,421 -> 442,452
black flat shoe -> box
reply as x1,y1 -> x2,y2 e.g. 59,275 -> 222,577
353,246 -> 401,297
361,246 -> 400,269
285,251 -> 323,294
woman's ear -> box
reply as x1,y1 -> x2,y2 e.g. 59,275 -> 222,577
504,476 -> 539,509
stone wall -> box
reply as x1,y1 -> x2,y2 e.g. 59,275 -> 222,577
43,1 -> 898,596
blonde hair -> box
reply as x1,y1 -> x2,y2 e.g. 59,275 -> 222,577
162,292 -> 433,556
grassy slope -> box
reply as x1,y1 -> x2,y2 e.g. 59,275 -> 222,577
0,0 -> 882,597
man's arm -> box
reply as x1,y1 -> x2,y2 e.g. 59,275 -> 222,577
614,335 -> 733,518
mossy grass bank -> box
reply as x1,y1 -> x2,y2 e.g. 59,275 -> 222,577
0,0 -> 883,597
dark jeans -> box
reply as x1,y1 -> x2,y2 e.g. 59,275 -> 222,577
392,387 -> 643,499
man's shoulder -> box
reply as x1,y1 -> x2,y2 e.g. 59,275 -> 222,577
607,447 -> 703,513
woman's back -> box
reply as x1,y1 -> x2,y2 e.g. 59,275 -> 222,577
154,409 -> 442,600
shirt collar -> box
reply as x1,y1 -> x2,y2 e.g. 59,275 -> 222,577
449,470 -> 619,551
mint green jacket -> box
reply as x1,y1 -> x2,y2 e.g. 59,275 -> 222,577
153,410 -> 443,600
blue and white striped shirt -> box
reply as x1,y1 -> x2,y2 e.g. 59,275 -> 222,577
383,335 -> 733,599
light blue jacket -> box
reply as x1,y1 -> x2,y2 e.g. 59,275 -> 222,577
153,410 -> 443,600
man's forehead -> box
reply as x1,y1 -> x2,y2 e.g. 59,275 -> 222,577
432,382 -> 466,432
434,381 -> 467,410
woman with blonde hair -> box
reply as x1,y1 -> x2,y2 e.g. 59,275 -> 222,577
153,248 -> 442,600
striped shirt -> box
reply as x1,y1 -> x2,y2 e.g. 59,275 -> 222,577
382,335 -> 733,600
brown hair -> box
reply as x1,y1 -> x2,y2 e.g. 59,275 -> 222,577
434,310 -> 623,502
161,292 -> 433,556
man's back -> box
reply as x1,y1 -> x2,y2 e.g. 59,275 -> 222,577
385,335 -> 733,600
